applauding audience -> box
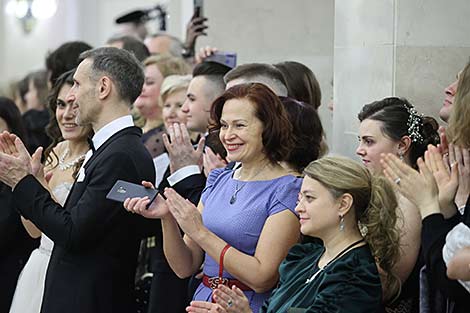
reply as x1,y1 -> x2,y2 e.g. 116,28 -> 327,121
357,97 -> 440,310
2,16 -> 470,312
9,70 -> 91,313
188,156 -> 400,313
382,61 -> 470,313
125,83 -> 302,312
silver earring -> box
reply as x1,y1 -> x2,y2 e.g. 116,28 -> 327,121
339,215 -> 345,232
398,151 -> 404,161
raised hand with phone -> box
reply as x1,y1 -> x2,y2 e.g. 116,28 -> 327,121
183,0 -> 208,58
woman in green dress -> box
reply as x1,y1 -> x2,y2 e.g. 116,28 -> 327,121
186,156 -> 401,313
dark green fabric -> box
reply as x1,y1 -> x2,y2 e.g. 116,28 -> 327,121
260,242 -> 384,313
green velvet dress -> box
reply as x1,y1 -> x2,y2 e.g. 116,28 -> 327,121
259,242 -> 384,313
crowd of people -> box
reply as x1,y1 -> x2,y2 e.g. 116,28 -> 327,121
0,8 -> 469,313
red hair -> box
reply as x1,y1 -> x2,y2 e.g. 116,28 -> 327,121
210,83 -> 293,163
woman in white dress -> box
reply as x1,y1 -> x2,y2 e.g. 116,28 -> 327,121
9,70 -> 91,313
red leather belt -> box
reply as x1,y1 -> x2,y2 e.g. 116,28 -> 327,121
202,274 -> 252,291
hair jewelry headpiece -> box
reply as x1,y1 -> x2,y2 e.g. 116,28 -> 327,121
404,103 -> 424,144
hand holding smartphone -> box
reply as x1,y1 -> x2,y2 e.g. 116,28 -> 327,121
194,0 -> 204,19
106,180 -> 158,206
205,52 -> 237,68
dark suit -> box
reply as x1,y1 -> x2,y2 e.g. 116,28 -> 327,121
158,167 -> 206,206
12,126 -> 157,313
0,183 -> 38,313
153,161 -> 236,307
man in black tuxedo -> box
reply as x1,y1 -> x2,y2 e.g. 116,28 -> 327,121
0,47 -> 156,313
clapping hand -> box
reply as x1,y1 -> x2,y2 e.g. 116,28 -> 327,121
381,145 -> 459,218
448,144 -> 470,209
380,153 -> 440,218
186,301 -> 225,313
0,131 -> 40,188
424,145 -> 459,217
213,284 -> 252,313
186,285 -> 252,313
124,181 -> 170,219
163,188 -> 205,239
203,146 -> 228,177
163,123 -> 205,173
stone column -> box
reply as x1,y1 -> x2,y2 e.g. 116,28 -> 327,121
333,0 -> 470,158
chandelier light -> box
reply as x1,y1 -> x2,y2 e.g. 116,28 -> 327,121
4,0 -> 58,34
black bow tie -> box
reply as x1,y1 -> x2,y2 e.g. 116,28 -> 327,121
87,137 -> 95,152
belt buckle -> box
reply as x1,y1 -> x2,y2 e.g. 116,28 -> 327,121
208,276 -> 228,289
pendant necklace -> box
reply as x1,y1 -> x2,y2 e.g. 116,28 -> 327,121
230,163 -> 269,205
305,238 -> 365,284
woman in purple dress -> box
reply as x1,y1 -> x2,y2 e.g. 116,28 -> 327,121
125,83 -> 302,312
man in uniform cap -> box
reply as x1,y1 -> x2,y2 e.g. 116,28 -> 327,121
115,9 -> 149,40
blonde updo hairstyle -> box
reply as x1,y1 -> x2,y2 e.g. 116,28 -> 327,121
303,156 -> 401,301
143,54 -> 191,78
159,74 -> 192,107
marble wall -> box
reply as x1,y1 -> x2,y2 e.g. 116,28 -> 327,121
0,0 -> 335,144
2,0 -> 468,158
195,0 -> 335,145
333,0 -> 470,158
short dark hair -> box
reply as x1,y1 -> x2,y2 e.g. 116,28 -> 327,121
193,61 -> 231,78
46,41 -> 92,85
274,61 -> 322,110
107,35 -> 150,62
193,61 -> 231,99
280,97 -> 323,172
0,96 -> 27,142
224,63 -> 288,96
210,83 -> 293,163
80,47 -> 145,105
17,76 -> 29,104
358,97 -> 439,168
28,70 -> 49,107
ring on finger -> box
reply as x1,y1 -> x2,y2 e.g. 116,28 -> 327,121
394,177 -> 401,185
227,299 -> 233,307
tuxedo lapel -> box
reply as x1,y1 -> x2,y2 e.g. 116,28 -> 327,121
84,126 -> 142,171
61,126 -> 142,210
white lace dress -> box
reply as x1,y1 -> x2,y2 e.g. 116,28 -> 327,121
9,182 -> 73,313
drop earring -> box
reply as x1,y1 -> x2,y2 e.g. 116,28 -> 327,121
339,215 -> 345,232
398,151 -> 404,161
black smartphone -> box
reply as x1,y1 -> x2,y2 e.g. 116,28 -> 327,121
106,180 -> 158,205
194,0 -> 204,18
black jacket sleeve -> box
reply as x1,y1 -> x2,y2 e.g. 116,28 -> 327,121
12,152 -> 154,252
421,212 -> 469,301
